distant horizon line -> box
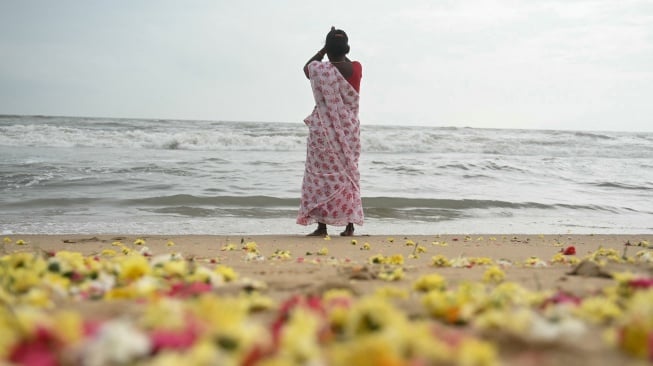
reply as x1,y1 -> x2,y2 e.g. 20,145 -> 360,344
1,113 -> 649,134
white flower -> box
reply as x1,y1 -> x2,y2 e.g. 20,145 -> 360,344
81,319 -> 151,366
528,313 -> 586,343
85,272 -> 116,296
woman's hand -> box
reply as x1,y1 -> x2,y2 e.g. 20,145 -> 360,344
304,47 -> 327,79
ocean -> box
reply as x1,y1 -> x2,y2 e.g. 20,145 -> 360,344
1,115 -> 652,235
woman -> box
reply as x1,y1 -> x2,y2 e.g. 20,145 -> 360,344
297,27 -> 364,237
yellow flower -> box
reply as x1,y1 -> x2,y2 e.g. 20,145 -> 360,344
351,239 -> 357,245
9,267 -> 42,293
616,289 -> 653,359
221,243 -> 237,251
567,256 -> 581,265
328,335 -> 405,366
42,272 -> 71,293
269,249 -> 292,260
483,266 -> 505,284
140,297 -> 186,330
52,310 -> 84,344
315,247 -> 329,256
457,338 -> 499,366
3,252 -> 46,271
3,237 -> 11,244
431,254 -> 451,267
101,249 -> 117,257
21,288 -> 53,308
422,282 -> 486,325
118,255 -> 151,281
575,296 -> 622,324
243,241 -> 258,253
405,239 -> 415,246
186,266 -> 215,284
588,247 -> 623,263
422,290 -> 464,324
345,296 -> 406,337
368,254 -> 404,265
368,254 -> 385,264
317,247 -> 329,256
54,250 -> 87,272
416,245 -> 427,254
324,235 -> 331,241
374,286 -> 409,299
378,267 -> 404,281
388,254 -> 404,265
474,307 -> 533,335
215,265 -> 238,282
160,260 -> 188,277
16,239 -> 26,245
361,242 -> 371,250
104,285 -> 139,300
278,308 -> 323,362
523,256 -> 547,267
551,252 -> 580,264
488,282 -> 536,308
166,240 -> 175,247
133,238 -> 146,246
470,257 -> 494,266
413,273 -> 447,292
635,250 -> 653,263
242,291 -> 275,312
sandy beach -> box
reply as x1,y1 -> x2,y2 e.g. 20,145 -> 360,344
2,233 -> 652,365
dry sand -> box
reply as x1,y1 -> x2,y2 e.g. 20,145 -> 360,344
5,233 -> 653,365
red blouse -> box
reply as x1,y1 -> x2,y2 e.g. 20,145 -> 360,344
346,61 -> 362,92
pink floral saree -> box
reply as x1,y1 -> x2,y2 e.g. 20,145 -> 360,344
297,61 -> 364,226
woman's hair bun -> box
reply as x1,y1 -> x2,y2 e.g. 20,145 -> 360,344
325,28 -> 349,56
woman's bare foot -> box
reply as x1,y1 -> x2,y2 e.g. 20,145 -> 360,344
340,223 -> 354,236
307,223 -> 328,237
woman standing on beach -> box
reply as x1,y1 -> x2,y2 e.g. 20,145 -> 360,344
297,27 -> 364,237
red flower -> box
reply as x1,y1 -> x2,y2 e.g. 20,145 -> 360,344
9,327 -> 59,366
629,277 -> 653,289
541,291 -> 581,308
271,295 -> 325,346
562,246 -> 576,255
166,282 -> 212,298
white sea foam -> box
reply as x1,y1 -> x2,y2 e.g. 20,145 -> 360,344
1,115 -> 652,234
1,116 -> 651,158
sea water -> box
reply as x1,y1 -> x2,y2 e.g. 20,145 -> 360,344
1,115 -> 652,235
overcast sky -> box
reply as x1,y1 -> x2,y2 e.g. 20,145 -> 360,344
1,1 -> 652,132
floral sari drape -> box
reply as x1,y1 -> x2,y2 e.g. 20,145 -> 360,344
297,61 -> 364,226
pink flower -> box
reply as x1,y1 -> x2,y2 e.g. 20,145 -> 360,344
150,325 -> 198,353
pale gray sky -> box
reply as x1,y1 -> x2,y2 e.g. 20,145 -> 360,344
1,1 -> 652,132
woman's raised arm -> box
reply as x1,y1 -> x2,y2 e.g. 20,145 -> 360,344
303,47 -> 326,79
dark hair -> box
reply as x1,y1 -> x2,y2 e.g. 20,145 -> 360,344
325,28 -> 350,57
